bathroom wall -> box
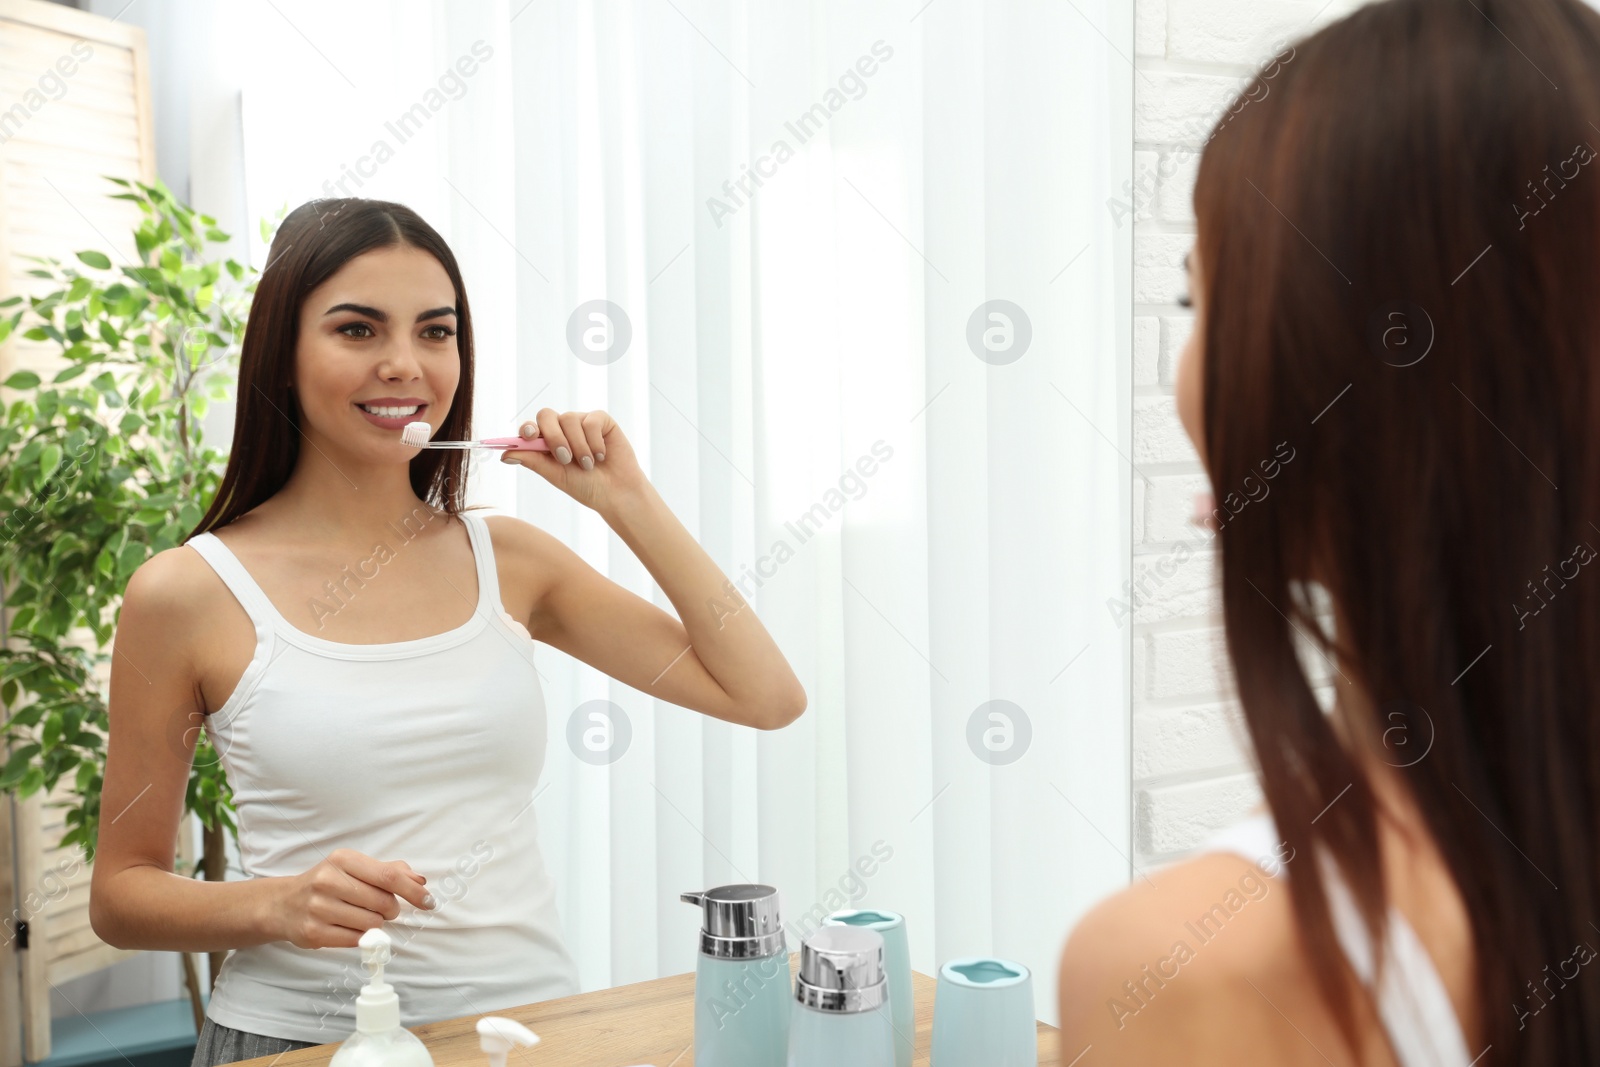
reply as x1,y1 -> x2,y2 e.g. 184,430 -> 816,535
1129,0 -> 1378,868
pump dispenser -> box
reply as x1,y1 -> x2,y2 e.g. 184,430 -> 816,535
476,1017 -> 539,1067
328,928 -> 435,1067
680,884 -> 792,1067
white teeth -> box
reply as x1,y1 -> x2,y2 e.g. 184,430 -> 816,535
360,404 -> 421,417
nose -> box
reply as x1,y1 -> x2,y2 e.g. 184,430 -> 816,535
376,343 -> 424,383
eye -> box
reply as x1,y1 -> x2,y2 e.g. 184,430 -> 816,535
337,322 -> 375,339
424,324 -> 456,340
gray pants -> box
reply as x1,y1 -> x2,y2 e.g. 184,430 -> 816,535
190,1016 -> 321,1067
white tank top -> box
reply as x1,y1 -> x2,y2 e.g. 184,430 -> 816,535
185,510 -> 580,1043
1202,811 -> 1474,1067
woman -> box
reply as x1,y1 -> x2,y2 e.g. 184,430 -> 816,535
87,198 -> 806,1067
1059,0 -> 1600,1063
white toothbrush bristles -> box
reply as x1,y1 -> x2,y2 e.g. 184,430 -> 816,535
401,421 -> 433,447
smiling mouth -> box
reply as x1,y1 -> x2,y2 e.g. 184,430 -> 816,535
355,402 -> 427,417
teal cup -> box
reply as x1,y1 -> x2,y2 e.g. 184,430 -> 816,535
823,910 -> 912,1067
929,957 -> 1037,1067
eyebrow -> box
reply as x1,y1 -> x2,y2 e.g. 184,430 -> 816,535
323,303 -> 457,323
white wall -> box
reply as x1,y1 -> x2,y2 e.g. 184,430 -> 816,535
1129,0 -> 1376,867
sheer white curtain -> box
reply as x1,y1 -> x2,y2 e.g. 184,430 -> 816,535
228,0 -> 1131,1025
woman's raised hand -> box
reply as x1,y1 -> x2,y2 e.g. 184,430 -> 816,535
500,408 -> 644,514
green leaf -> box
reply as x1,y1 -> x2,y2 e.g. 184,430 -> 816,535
0,743 -> 40,787
52,365 -> 87,383
99,320 -> 121,347
39,443 -> 62,481
4,371 -> 40,390
117,540 -> 145,579
76,250 -> 112,270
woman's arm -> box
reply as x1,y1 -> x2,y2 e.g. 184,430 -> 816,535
89,548 -> 286,951
91,549 -> 434,952
501,409 -> 807,731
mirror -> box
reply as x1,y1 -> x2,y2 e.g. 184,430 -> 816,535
18,0 -> 1135,1037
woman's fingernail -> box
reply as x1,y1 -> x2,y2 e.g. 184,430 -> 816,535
556,446 -> 572,464
595,452 -> 604,462
580,455 -> 594,470
1191,492 -> 1217,529
521,423 -> 536,437
423,893 -> 437,909
501,451 -> 514,463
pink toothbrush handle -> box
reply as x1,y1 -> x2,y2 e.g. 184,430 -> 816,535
481,435 -> 552,451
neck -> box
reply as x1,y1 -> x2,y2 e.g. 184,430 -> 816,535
258,428 -> 450,547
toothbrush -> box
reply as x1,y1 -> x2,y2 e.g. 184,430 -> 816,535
400,420 -> 551,452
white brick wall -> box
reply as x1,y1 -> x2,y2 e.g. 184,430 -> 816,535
1130,0 -> 1376,865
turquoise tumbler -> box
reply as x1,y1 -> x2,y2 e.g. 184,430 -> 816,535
823,909 -> 912,1067
929,957 -> 1037,1067
787,926 -> 894,1067
681,885 -> 792,1067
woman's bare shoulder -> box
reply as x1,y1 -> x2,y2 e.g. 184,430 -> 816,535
124,541 -> 225,625
478,513 -> 568,622
479,512 -> 558,575
1055,849 -> 1334,1064
116,543 -> 230,690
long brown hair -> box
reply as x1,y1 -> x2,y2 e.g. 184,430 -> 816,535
1194,0 -> 1600,1060
187,198 -> 478,540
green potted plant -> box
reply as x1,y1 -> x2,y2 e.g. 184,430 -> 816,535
0,174 -> 260,1009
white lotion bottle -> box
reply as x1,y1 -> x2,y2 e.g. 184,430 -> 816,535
329,928 -> 435,1067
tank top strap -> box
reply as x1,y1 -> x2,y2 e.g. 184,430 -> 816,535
1317,858 -> 1476,1067
1198,807 -> 1285,872
459,510 -> 505,615
1199,806 -> 1474,1067
185,531 -> 281,632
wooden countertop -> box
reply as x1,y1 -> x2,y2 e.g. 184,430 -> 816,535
237,953 -> 1061,1067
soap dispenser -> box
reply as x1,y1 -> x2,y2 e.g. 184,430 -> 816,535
328,927 -> 435,1067
787,926 -> 893,1067
680,884 -> 792,1067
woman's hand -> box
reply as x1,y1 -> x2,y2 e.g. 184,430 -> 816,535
273,848 -> 434,949
500,408 -> 644,514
